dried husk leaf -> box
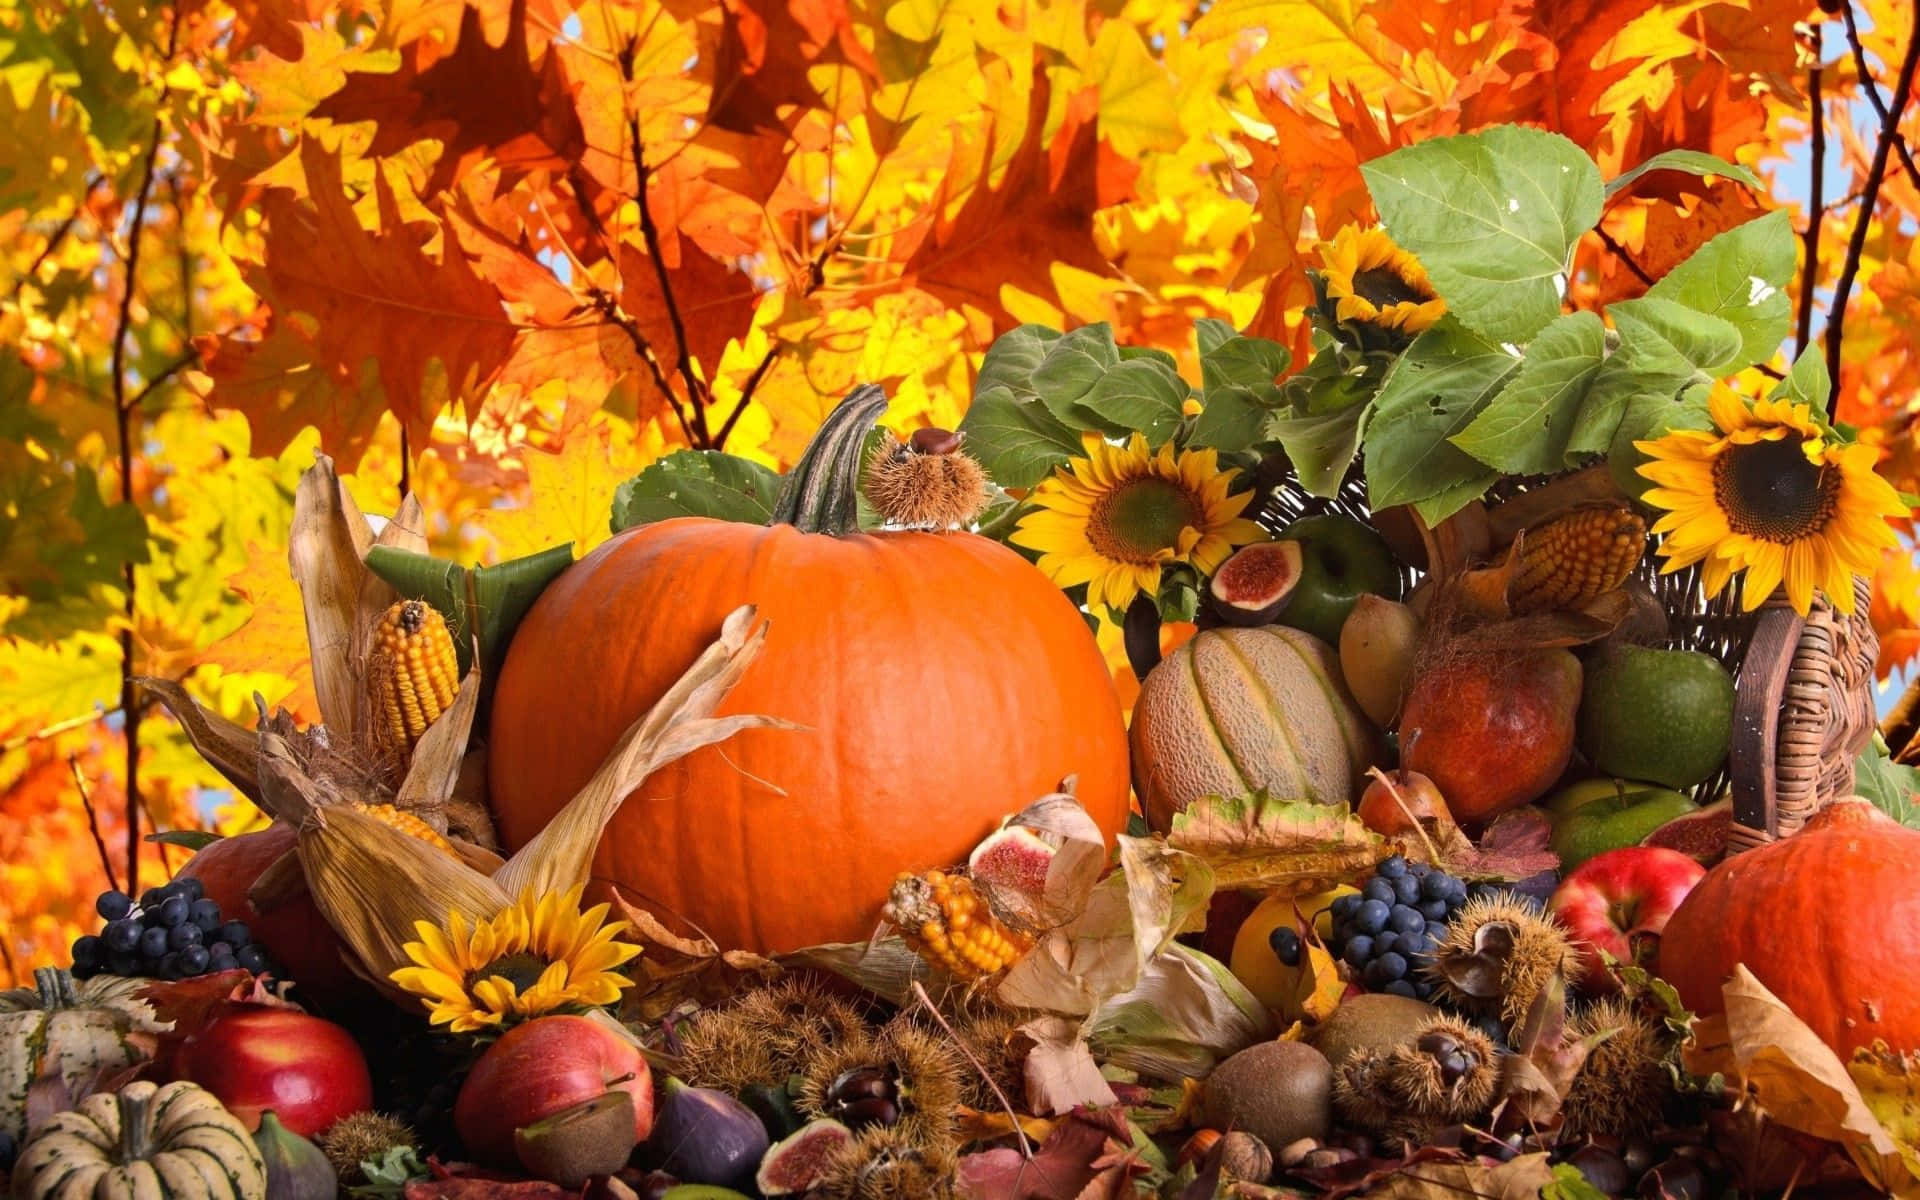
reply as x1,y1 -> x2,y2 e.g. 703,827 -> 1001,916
1020,1014 -> 1118,1115
298,803 -> 513,995
1087,940 -> 1272,1080
1484,465 -> 1626,546
779,937 -> 931,1007
391,666 -> 483,828
135,678 -> 261,800
289,455 -> 381,739
493,607 -> 800,900
1682,965 -> 1919,1195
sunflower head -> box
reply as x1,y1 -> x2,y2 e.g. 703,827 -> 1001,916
390,885 -> 641,1034
1315,226 -> 1447,338
1636,384 -> 1908,616
1010,434 -> 1266,618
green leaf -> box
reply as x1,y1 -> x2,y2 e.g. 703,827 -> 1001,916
1080,357 -> 1189,446
1644,211 -> 1794,371
1545,1162 -> 1614,1200
1450,311 -> 1607,474
1362,125 -> 1604,343
1607,297 -> 1743,372
1031,322 -> 1122,425
1269,401 -> 1369,497
1856,749 -> 1920,830
1194,316 -> 1239,356
364,543 -> 575,690
1192,334 -> 1292,451
609,450 -> 784,530
977,323 -> 1065,401
956,385 -> 1086,489
347,1145 -> 429,1199
1607,383 -> 1714,497
1605,150 -> 1762,199
1768,343 -> 1833,413
1363,318 -> 1519,512
147,830 -> 222,851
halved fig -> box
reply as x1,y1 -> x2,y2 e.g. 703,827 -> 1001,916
1207,541 -> 1303,626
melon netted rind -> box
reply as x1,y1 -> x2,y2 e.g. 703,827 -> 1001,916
1131,626 -> 1376,831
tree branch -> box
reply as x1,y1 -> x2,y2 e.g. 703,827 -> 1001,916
108,4 -> 181,899
1843,3 -> 1920,195
1827,0 -> 1920,407
5,177 -> 102,302
627,116 -> 711,446
593,291 -> 695,444
1596,227 -> 1657,287
68,757 -> 122,896
1797,22 -> 1826,357
713,343 -> 782,450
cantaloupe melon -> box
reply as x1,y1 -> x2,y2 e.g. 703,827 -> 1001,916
1131,625 -> 1376,831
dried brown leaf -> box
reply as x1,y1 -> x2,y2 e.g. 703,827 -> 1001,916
1450,808 -> 1561,882
135,678 -> 262,801
1019,1015 -> 1119,1115
1682,965 -> 1919,1194
1166,792 -> 1384,893
392,665 -> 482,823
288,454 -> 379,739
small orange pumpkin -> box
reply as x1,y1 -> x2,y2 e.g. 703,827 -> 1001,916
487,387 -> 1132,955
1657,799 -> 1920,1057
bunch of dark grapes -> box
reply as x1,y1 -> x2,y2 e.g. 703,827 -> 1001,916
69,881 -> 278,982
1268,856 -> 1473,1000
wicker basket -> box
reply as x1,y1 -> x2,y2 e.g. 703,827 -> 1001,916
1133,468 -> 1881,854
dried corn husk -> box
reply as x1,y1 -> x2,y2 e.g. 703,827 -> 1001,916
289,605 -> 794,996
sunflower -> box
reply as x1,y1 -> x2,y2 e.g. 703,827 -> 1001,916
1635,385 -> 1907,616
390,886 -> 641,1033
1011,433 -> 1265,615
1317,225 -> 1447,334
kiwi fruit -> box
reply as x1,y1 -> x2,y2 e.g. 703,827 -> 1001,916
1202,1039 -> 1333,1151
512,1091 -> 638,1188
1307,993 -> 1443,1069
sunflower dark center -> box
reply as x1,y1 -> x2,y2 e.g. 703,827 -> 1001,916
469,952 -> 549,995
1087,477 -> 1202,564
1711,437 -> 1839,543
1352,265 -> 1432,309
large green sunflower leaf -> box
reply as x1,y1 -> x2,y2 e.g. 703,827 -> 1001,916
977,323 -> 1066,402
956,384 -> 1086,490
1605,150 -> 1762,199
1031,322 -> 1124,431
609,449 -> 784,530
1644,211 -> 1794,372
1081,357 -> 1188,447
1191,333 -> 1291,452
1362,125 -> 1604,344
1450,311 -> 1607,475
1363,317 -> 1518,515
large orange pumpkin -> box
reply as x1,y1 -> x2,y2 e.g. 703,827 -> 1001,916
487,387 -> 1133,955
1657,799 -> 1920,1057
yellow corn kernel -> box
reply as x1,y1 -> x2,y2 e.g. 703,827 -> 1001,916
373,599 -> 459,749
886,870 -> 1033,982
350,802 -> 455,853
1510,504 -> 1646,614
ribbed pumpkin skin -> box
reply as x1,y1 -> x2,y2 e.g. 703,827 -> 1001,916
0,970 -> 161,1143
487,518 -> 1132,955
1657,801 -> 1920,1057
1129,626 -> 1376,832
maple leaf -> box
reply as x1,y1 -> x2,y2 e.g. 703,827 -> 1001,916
204,142 -> 518,469
699,0 -> 878,135
311,0 -> 585,196
474,418 -> 648,561
899,64 -> 1116,328
196,540 -> 319,723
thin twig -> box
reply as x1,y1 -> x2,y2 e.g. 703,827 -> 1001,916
628,117 -> 711,446
713,343 -> 782,450
4,178 -> 101,301
1797,22 -> 1826,356
108,3 -> 183,898
1826,0 -> 1920,406
1595,228 -> 1657,288
594,290 -> 695,444
68,757 -> 123,896
1843,3 -> 1920,195
0,709 -> 118,754
909,981 -> 1033,1160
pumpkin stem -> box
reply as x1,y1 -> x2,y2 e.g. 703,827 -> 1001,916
770,384 -> 890,535
32,966 -> 75,1010
117,1088 -> 154,1163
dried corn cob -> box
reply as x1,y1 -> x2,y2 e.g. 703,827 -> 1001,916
886,870 -> 1032,982
373,599 -> 458,749
349,802 -> 454,853
1510,504 -> 1645,614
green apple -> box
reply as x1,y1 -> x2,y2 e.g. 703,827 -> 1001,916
1274,514 -> 1403,646
1579,645 -> 1734,789
1546,778 -> 1699,872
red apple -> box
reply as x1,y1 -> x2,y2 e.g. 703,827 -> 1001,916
455,1015 -> 654,1163
175,1007 -> 373,1136
1548,847 -> 1705,993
